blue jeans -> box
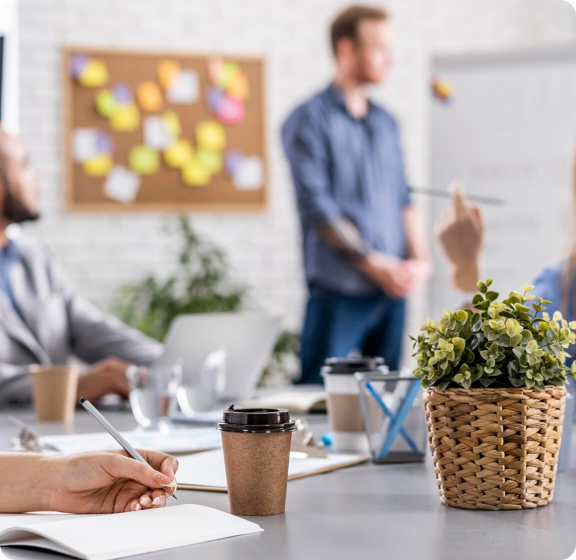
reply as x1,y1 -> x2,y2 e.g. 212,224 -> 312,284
299,286 -> 406,384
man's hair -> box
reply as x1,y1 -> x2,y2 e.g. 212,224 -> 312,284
330,5 -> 388,55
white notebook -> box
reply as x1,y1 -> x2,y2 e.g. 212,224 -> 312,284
0,505 -> 261,560
177,449 -> 367,491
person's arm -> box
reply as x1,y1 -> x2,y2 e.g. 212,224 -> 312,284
436,183 -> 485,292
0,449 -> 178,514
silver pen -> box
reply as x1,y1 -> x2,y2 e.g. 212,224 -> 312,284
79,397 -> 177,500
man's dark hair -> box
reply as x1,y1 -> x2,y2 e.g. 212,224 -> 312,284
330,5 -> 388,55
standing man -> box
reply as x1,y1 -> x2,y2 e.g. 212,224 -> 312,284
282,5 -> 430,384
0,127 -> 163,405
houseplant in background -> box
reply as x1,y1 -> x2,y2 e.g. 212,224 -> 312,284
411,280 -> 576,510
112,217 -> 299,384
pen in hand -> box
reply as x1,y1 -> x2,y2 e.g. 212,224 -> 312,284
79,397 -> 177,500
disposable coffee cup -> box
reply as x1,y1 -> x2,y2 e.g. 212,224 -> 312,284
30,365 -> 78,423
218,406 -> 296,516
322,357 -> 385,453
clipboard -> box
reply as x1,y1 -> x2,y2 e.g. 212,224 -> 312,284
176,449 -> 368,492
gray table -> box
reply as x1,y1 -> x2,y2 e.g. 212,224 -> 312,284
1,408 -> 576,560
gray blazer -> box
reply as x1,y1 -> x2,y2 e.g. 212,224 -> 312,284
0,236 -> 163,405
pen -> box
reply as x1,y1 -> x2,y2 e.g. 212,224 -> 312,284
79,397 -> 177,500
408,186 -> 505,206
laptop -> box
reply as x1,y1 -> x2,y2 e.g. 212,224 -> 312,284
159,312 -> 281,400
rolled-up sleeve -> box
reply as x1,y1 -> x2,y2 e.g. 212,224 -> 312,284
282,107 -> 341,227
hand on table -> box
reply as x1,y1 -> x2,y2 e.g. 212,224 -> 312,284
46,449 -> 178,514
436,182 -> 485,292
76,357 -> 131,401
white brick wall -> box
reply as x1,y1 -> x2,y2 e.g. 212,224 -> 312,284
15,0 -> 576,347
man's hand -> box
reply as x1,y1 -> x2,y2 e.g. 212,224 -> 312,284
436,182 -> 485,292
357,252 -> 416,298
76,357 -> 131,401
46,449 -> 178,513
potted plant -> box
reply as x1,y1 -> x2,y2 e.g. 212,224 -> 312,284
411,280 -> 576,510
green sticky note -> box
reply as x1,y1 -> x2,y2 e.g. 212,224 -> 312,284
95,89 -> 119,118
129,145 -> 159,175
196,149 -> 222,174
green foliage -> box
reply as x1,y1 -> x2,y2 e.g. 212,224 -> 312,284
111,217 -> 246,342
410,280 -> 576,391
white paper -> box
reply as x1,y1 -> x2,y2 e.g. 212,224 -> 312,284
167,70 -> 199,104
0,505 -> 262,560
143,116 -> 176,150
176,448 -> 365,489
72,128 -> 99,163
233,157 -> 263,191
40,428 -> 222,456
104,165 -> 141,204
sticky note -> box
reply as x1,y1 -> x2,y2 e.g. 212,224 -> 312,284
196,121 -> 226,151
72,129 -> 113,162
167,69 -> 199,104
182,158 -> 212,187
104,165 -> 141,203
208,87 -> 227,113
158,60 -> 181,89
216,61 -> 240,89
129,145 -> 159,175
112,83 -> 133,105
224,149 -> 244,177
226,71 -> 249,101
137,81 -> 163,112
78,59 -> 109,87
233,156 -> 263,191
207,57 -> 223,84
95,89 -> 119,118
83,155 -> 113,176
215,95 -> 244,123
196,149 -> 223,174
164,139 -> 194,168
163,111 -> 181,136
110,104 -> 140,131
143,115 -> 176,150
70,53 -> 89,79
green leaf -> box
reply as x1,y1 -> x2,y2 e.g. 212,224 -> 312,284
472,294 -> 484,306
478,281 -> 487,294
485,291 -> 499,302
471,314 -> 482,332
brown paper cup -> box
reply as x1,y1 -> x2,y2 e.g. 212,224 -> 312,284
222,431 -> 292,516
30,365 -> 78,422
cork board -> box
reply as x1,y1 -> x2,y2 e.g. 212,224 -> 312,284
63,47 -> 266,212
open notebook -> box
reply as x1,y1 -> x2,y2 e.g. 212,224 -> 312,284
177,449 -> 367,492
0,505 -> 261,560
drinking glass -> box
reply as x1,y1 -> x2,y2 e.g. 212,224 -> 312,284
127,363 -> 183,429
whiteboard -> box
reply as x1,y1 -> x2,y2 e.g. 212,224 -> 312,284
429,47 -> 576,320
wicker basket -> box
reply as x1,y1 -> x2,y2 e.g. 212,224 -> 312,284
423,386 -> 566,510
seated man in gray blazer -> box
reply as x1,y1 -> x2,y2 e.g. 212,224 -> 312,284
0,127 -> 163,405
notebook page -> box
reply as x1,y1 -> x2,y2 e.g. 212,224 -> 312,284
0,505 -> 262,560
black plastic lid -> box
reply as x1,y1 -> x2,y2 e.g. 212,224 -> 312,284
218,405 -> 296,433
322,356 -> 384,375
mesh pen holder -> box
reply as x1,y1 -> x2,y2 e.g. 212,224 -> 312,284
355,370 -> 426,464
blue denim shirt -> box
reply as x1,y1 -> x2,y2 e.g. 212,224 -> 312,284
0,241 -> 21,313
282,84 -> 411,296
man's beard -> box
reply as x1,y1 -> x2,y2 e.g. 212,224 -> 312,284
3,189 -> 40,223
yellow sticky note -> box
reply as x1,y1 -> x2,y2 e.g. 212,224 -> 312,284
78,59 -> 109,87
83,155 -> 113,176
164,139 -> 194,168
158,60 -> 180,89
196,149 -> 223,174
137,81 -> 163,112
163,110 -> 181,136
196,121 -> 226,152
226,71 -> 249,100
110,104 -> 140,132
129,145 -> 159,175
95,89 -> 119,118
182,158 -> 212,187
216,61 -> 240,89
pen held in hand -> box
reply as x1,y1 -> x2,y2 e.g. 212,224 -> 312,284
79,397 -> 177,500
408,186 -> 505,206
